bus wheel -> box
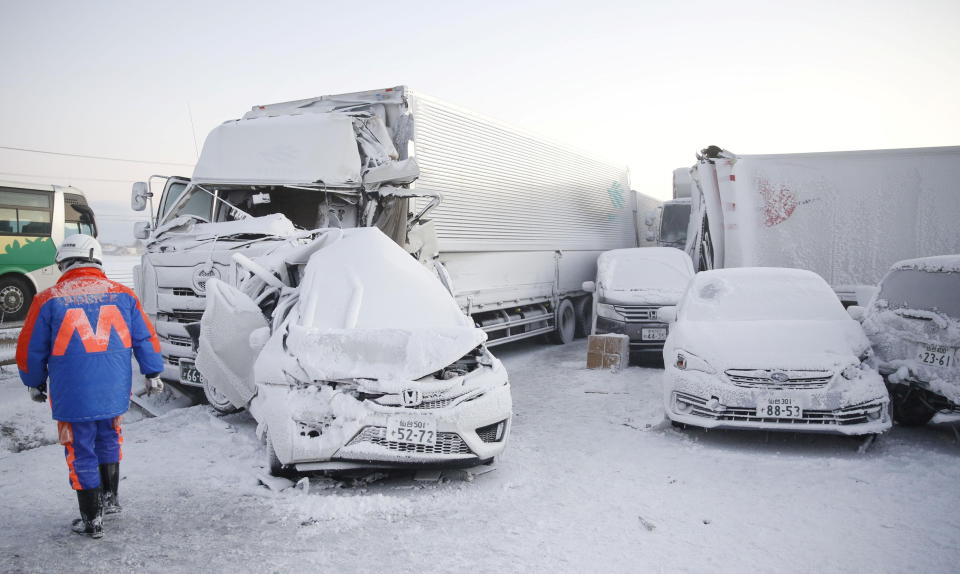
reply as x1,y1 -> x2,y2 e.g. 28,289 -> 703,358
0,276 -> 33,322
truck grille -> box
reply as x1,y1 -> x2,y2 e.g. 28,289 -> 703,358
612,305 -> 658,322
166,335 -> 193,348
725,369 -> 833,389
347,426 -> 473,455
675,392 -> 879,426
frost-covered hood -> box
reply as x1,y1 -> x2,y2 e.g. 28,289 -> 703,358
674,320 -> 868,370
283,228 -> 485,381
597,248 -> 694,306
286,326 -> 486,382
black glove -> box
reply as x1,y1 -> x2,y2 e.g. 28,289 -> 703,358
28,382 -> 47,403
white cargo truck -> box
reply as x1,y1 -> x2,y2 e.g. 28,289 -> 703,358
685,145 -> 960,304
132,86 -> 637,403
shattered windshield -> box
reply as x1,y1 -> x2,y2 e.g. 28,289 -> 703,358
878,269 -> 960,319
214,187 -> 359,230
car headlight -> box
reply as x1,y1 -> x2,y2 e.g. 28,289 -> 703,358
596,303 -> 625,321
675,350 -> 715,374
841,364 -> 862,380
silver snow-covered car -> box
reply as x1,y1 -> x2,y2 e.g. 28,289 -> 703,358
854,255 -> 960,426
658,268 -> 891,435
196,227 -> 512,472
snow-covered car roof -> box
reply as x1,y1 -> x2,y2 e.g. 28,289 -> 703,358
597,247 -> 694,294
891,254 -> 960,274
680,267 -> 849,322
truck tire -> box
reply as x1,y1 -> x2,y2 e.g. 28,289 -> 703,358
548,299 -> 576,345
574,296 -> 593,339
0,275 -> 33,322
203,378 -> 241,415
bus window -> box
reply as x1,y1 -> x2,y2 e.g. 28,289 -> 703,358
0,188 -> 53,236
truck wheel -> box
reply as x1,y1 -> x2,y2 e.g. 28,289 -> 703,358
891,389 -> 937,427
548,299 -> 576,345
203,378 -> 241,415
574,296 -> 593,339
0,275 -> 33,322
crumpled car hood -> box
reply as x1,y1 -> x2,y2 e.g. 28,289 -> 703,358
287,325 -> 487,382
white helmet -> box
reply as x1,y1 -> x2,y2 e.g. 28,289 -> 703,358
56,234 -> 103,265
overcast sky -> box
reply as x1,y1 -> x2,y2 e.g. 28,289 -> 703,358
1,0 -> 957,237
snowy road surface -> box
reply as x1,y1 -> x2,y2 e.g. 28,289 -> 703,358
1,340 -> 959,573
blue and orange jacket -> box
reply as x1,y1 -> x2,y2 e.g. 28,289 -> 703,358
17,266 -> 164,422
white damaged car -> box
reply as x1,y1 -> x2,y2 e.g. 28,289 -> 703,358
195,227 -> 512,472
658,268 -> 891,435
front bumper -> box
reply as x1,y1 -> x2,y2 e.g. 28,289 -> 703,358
664,370 -> 892,435
595,317 -> 669,354
259,374 -> 513,470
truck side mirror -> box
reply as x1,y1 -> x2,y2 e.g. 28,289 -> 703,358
134,221 -> 152,240
847,305 -> 866,322
131,181 -> 151,211
582,281 -> 596,293
658,306 -> 678,323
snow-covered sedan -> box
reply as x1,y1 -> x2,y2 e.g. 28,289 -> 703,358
854,255 -> 960,426
195,228 -> 512,473
658,268 -> 891,435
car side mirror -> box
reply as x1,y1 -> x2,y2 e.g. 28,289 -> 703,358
131,181 -> 151,211
134,221 -> 152,240
582,281 -> 596,293
658,306 -> 678,323
847,305 -> 866,322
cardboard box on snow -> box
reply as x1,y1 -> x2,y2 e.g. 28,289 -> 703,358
586,334 -> 630,371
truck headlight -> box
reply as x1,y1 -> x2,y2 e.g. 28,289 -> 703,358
841,364 -> 862,380
595,303 -> 625,321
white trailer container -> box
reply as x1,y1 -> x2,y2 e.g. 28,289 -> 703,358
686,145 -> 960,304
132,86 -> 636,394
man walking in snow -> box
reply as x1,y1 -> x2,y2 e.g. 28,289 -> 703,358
16,234 -> 164,539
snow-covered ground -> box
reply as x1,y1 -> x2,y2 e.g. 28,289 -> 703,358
1,339 -> 959,574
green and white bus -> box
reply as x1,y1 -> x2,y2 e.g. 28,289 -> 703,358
0,180 -> 97,322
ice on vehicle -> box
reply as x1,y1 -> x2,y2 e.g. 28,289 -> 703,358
661,267 -> 891,435
861,255 -> 960,422
196,227 -> 512,471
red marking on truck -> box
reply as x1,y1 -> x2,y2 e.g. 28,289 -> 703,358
757,177 -> 798,227
729,174 -> 736,181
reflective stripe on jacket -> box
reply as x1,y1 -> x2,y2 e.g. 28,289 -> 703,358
16,266 -> 164,422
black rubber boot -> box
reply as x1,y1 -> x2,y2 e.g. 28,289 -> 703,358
71,487 -> 104,539
99,463 -> 122,515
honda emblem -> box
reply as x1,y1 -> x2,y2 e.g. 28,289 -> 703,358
401,389 -> 422,407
